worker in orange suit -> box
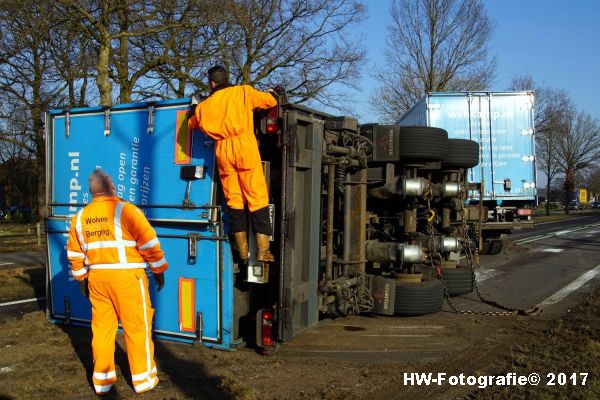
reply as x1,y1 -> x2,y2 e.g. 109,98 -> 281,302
189,65 -> 277,264
66,169 -> 168,395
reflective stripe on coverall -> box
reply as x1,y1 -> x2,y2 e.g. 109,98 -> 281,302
189,84 -> 277,212
67,196 -> 168,394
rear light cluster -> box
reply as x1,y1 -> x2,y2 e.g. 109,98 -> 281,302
261,310 -> 274,347
266,105 -> 279,134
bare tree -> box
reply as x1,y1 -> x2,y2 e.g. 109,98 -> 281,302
0,0 -> 67,218
555,110 -> 600,214
47,14 -> 97,108
371,0 -> 496,122
131,1 -> 220,99
209,0 -> 367,110
57,0 -> 188,106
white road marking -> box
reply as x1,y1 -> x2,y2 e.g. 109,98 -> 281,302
514,223 -> 600,245
541,248 -> 564,253
0,297 -> 45,307
540,263 -> 600,306
0,262 -> 15,266
553,230 -> 573,235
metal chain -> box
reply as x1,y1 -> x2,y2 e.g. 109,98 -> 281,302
423,180 -> 540,316
440,217 -> 541,316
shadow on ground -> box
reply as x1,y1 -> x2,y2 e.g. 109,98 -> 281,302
60,324 -> 237,399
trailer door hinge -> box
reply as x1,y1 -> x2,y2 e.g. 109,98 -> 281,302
103,109 -> 111,136
521,155 -> 535,162
520,129 -> 534,136
188,233 -> 199,263
147,103 -> 155,135
65,109 -> 71,138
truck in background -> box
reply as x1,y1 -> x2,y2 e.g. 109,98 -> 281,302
399,92 -> 537,254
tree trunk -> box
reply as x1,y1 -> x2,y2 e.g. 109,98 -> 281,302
96,38 -> 113,106
546,174 -> 551,216
31,105 -> 46,220
117,8 -> 131,104
564,167 -> 575,215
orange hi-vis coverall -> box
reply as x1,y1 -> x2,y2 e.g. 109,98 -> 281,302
189,84 -> 277,212
67,195 -> 168,395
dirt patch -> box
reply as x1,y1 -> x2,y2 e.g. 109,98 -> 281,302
0,282 -> 598,399
0,311 -> 416,400
467,288 -> 600,400
0,309 -> 532,400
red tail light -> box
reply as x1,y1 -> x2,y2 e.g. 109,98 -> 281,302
261,310 -> 274,347
517,208 -> 533,216
266,106 -> 279,134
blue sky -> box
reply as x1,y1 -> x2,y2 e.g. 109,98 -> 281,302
347,0 -> 600,123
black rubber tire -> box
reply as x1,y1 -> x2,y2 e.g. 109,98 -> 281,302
394,279 -> 444,315
442,139 -> 479,168
397,126 -> 448,162
439,267 -> 473,296
488,240 -> 504,255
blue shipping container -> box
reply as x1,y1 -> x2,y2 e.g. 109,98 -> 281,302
399,92 -> 536,202
45,99 -> 235,349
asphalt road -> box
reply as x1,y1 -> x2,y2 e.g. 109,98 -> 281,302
0,250 -> 46,268
470,214 -> 600,316
510,212 -> 600,240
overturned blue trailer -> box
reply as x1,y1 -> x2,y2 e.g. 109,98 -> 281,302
45,99 -> 237,348
45,97 -> 333,350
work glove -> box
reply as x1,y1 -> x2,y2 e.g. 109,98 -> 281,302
154,273 -> 165,292
266,88 -> 279,101
187,96 -> 199,118
79,278 -> 89,298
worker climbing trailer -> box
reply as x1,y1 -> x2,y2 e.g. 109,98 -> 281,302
46,92 -> 484,352
45,99 -> 235,349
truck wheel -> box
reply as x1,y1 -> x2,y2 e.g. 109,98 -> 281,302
439,267 -> 473,296
442,139 -> 479,168
488,240 -> 504,255
398,126 -> 448,162
394,279 -> 444,315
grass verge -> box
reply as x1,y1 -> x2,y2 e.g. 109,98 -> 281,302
0,266 -> 45,302
470,287 -> 600,399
